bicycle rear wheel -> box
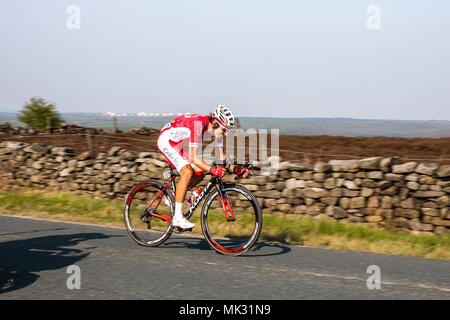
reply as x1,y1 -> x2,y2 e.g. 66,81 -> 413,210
124,180 -> 174,247
201,184 -> 262,256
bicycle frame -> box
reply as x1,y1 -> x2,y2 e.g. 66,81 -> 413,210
183,177 -> 217,220
145,172 -> 235,223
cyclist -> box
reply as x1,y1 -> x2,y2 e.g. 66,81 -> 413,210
157,105 -> 250,229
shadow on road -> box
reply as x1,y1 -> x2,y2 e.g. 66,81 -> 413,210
0,233 -> 113,295
242,242 -> 292,257
0,227 -> 68,237
163,237 -> 291,257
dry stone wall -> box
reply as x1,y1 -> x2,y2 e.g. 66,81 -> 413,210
1,141 -> 449,235
0,122 -> 159,136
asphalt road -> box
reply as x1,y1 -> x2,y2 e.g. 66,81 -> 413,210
0,214 -> 449,300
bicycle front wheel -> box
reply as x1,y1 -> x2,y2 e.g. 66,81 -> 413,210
201,184 -> 262,256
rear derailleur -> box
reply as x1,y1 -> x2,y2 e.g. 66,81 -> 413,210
140,209 -> 153,229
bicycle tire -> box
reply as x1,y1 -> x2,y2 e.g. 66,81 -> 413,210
124,179 -> 174,247
201,183 -> 262,256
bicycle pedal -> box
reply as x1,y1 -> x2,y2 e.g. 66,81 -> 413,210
227,217 -> 236,222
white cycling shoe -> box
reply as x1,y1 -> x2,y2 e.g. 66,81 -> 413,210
172,214 -> 195,229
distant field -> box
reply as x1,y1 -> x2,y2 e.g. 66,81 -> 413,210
1,112 -> 449,138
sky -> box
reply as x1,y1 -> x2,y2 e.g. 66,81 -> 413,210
0,0 -> 449,120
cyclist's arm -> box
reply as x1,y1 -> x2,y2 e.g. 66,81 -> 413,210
217,145 -> 247,177
188,130 -> 225,170
189,145 -> 213,172
214,131 -> 227,161
216,143 -> 227,161
213,134 -> 240,173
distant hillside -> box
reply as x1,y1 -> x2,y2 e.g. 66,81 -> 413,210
238,117 -> 450,138
0,113 -> 449,138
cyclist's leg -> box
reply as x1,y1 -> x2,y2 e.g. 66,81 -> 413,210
172,164 -> 196,228
187,164 -> 206,190
168,140 -> 205,191
157,132 -> 195,228
157,132 -> 202,228
157,132 -> 199,201
175,164 -> 193,203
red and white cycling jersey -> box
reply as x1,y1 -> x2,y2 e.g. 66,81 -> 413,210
157,114 -> 220,171
160,113 -> 210,147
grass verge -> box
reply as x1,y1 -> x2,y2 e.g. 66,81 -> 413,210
0,189 -> 449,260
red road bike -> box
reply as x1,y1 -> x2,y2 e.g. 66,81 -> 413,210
124,160 -> 262,256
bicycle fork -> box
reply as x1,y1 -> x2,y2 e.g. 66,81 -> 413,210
217,186 -> 235,222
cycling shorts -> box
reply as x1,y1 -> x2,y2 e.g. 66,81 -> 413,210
157,127 -> 192,172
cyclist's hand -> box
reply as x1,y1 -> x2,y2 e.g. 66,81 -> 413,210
234,167 -> 250,179
210,166 -> 226,177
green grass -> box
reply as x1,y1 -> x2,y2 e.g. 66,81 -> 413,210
261,213 -> 450,254
0,189 -> 124,225
0,189 -> 449,260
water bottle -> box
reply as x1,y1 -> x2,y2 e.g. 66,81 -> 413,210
186,188 -> 201,206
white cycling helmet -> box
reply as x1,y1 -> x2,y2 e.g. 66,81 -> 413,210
210,105 -> 236,130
